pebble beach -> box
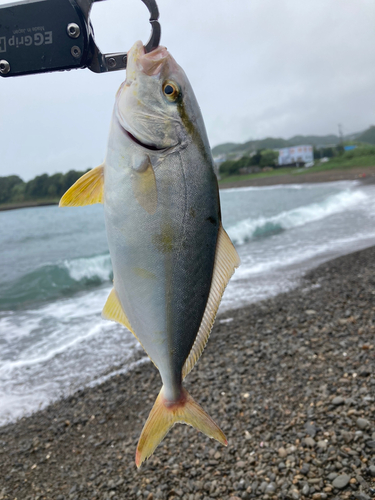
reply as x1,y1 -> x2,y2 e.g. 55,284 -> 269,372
0,245 -> 374,500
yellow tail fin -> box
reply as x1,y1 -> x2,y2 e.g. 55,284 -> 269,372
135,386 -> 227,468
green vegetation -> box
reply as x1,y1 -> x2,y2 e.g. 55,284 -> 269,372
307,152 -> 375,172
356,126 -> 375,145
212,134 -> 341,157
211,142 -> 239,156
0,169 -> 88,207
219,167 -> 297,185
220,149 -> 278,177
218,145 -> 375,185
212,125 -> 375,157
2,132 -> 375,208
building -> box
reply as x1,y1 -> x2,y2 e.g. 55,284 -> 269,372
278,145 -> 313,166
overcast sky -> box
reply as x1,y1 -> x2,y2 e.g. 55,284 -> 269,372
1,0 -> 374,180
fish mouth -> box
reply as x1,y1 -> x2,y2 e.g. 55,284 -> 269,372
123,126 -> 166,152
138,45 -> 169,76
115,113 -> 167,152
127,41 -> 169,79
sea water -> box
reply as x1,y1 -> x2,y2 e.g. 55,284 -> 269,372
1,180 -> 375,425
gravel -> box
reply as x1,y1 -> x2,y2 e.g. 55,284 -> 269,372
332,474 -> 351,489
332,396 -> 345,405
0,245 -> 375,500
357,418 -> 370,430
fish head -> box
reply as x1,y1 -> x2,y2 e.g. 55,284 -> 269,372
115,41 -> 209,153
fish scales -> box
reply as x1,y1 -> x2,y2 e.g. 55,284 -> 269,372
105,120 -> 219,387
60,40 -> 240,467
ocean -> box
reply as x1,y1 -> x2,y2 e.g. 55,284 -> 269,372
1,179 -> 375,426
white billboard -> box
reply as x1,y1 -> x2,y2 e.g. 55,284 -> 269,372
278,145 -> 313,166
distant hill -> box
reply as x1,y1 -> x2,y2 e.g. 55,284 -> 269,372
212,135 -> 340,156
356,126 -> 375,145
211,142 -> 239,156
212,127 -> 375,157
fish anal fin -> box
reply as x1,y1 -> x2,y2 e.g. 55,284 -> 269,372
102,287 -> 134,334
136,386 -> 227,468
59,165 -> 104,207
182,224 -> 240,379
102,287 -> 158,369
131,157 -> 157,215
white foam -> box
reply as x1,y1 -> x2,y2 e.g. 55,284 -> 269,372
1,182 -> 375,427
0,287 -> 140,426
232,231 -> 375,281
64,253 -> 112,281
1,322 -> 110,371
0,287 -> 112,365
228,189 -> 368,245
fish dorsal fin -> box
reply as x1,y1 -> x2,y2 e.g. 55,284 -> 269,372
131,158 -> 158,215
182,224 -> 240,380
102,287 -> 134,333
59,165 -> 104,207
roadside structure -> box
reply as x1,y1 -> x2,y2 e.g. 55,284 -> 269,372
278,145 -> 313,166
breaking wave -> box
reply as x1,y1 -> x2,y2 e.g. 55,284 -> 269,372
227,189 -> 367,245
0,254 -> 112,310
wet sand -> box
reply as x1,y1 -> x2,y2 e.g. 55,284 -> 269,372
0,246 -> 374,499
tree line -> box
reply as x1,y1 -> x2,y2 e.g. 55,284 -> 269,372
0,169 -> 89,205
219,144 -> 375,178
219,149 -> 279,177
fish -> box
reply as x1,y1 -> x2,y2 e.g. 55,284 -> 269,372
60,40 -> 240,467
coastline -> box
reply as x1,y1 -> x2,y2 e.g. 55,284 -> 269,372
0,200 -> 58,212
1,166 -> 375,212
219,165 -> 375,189
1,246 -> 374,499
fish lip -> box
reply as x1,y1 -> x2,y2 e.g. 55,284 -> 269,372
138,46 -> 169,76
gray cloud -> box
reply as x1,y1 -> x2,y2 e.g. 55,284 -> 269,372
0,0 -> 374,179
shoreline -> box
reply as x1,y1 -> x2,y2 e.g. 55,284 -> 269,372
1,245 -> 374,499
1,166 -> 375,212
219,165 -> 375,189
0,200 -> 58,212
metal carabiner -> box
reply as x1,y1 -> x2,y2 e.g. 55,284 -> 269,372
142,0 -> 161,53
88,0 -> 161,73
0,0 -> 161,77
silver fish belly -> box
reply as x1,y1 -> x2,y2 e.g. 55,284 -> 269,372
104,116 -> 220,401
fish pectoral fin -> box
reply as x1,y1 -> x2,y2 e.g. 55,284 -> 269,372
182,224 -> 240,380
131,157 -> 157,215
101,287 -> 134,334
59,165 -> 104,207
135,386 -> 227,468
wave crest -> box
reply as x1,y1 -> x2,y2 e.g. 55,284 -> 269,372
227,189 -> 367,245
0,254 -> 112,310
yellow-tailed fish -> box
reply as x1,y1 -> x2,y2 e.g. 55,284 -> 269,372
60,41 -> 240,467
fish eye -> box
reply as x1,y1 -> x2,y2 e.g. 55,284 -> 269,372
163,81 -> 180,102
